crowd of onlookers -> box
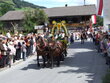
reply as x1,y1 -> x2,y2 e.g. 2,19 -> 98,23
69,30 -> 110,68
1,30 -> 110,68
0,31 -> 69,68
0,31 -> 37,68
92,31 -> 110,68
69,30 -> 92,44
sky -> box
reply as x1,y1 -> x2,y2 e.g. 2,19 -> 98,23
24,0 -> 97,8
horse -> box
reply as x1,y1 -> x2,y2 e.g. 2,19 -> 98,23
60,39 -> 68,57
36,36 -> 49,68
48,40 -> 64,68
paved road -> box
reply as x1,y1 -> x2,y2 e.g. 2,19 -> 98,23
0,41 -> 108,83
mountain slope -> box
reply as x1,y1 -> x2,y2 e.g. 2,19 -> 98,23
0,0 -> 14,5
0,0 -> 46,9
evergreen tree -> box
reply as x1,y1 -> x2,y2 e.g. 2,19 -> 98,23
0,3 -> 14,16
93,16 -> 103,27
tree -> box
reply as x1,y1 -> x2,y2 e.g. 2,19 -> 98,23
0,3 -> 14,32
0,3 -> 14,16
93,16 -> 103,27
23,8 -> 48,32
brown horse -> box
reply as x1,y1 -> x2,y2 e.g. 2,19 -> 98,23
60,40 -> 68,57
48,40 -> 64,68
36,36 -> 48,68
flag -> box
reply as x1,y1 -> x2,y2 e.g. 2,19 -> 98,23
89,19 -> 93,32
98,0 -> 103,15
91,15 -> 96,24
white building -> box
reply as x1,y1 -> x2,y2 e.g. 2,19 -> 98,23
103,0 -> 110,31
97,0 -> 110,31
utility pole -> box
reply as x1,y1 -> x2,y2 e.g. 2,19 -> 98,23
84,0 -> 86,5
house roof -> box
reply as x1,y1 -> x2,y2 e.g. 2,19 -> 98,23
0,11 -> 24,21
0,5 -> 96,21
44,5 -> 96,17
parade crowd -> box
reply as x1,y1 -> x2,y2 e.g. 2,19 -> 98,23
0,31 -> 68,68
70,30 -> 110,68
1,30 -> 110,68
93,31 -> 110,68
0,31 -> 37,68
0,30 -> 84,68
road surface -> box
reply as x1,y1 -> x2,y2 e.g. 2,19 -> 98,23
0,41 -> 108,83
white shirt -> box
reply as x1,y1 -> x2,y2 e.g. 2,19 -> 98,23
3,43 -> 7,51
19,34 -> 23,38
6,32 -> 11,38
8,44 -> 16,55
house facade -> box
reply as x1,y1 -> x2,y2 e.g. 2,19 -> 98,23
0,5 -> 96,31
44,5 -> 96,30
0,11 -> 24,31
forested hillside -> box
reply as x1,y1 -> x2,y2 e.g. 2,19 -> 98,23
0,0 -> 46,16
0,0 -> 46,9
0,0 -> 14,5
13,0 -> 46,9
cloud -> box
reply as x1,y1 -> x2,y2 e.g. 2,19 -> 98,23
24,0 -> 96,4
25,0 -> 70,3
24,0 -> 97,8
86,0 -> 97,4
24,0 -> 39,1
52,0 -> 69,2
